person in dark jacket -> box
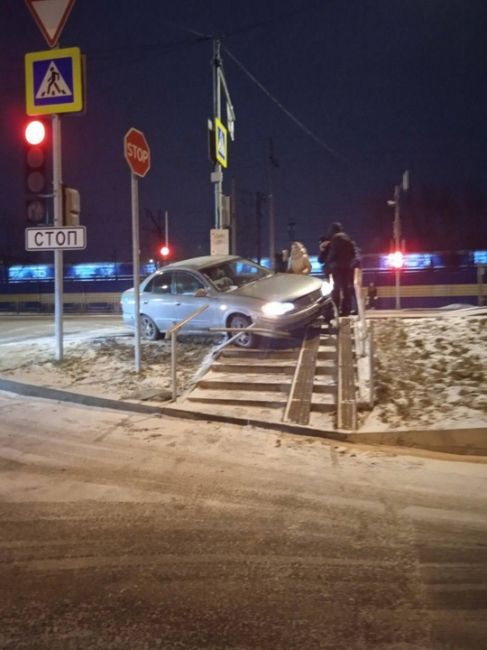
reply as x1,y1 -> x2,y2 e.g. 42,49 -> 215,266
325,222 -> 360,317
318,236 -> 331,278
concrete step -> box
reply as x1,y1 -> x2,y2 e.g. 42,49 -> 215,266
211,361 -> 296,374
220,348 -> 299,360
187,388 -> 288,408
196,376 -> 291,392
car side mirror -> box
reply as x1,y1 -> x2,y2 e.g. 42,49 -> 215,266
194,288 -> 208,297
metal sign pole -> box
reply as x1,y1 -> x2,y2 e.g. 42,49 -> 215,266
52,113 -> 63,361
393,184 -> 401,310
131,172 -> 141,372
213,39 -> 222,229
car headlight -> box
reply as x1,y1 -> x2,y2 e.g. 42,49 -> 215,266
321,277 -> 334,296
262,301 -> 294,317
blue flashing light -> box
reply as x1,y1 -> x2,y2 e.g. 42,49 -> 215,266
380,253 -> 434,270
69,263 -> 118,280
473,250 -> 487,265
8,264 -> 53,282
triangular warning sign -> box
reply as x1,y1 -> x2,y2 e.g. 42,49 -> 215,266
26,0 -> 75,48
35,61 -> 72,98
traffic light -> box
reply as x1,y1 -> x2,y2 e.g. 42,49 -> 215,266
160,244 -> 171,259
24,119 -> 49,224
388,250 -> 404,269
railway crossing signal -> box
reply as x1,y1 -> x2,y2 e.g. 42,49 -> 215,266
388,250 -> 404,270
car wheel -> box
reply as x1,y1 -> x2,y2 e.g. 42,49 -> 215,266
228,314 -> 255,348
140,314 -> 160,341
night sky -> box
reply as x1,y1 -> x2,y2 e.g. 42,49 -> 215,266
1,0 -> 487,265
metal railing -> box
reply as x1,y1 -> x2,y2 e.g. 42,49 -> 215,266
353,268 -> 368,357
165,305 -> 209,401
166,315 -> 293,401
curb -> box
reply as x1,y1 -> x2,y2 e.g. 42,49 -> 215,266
0,377 -> 161,415
1,377 -> 485,458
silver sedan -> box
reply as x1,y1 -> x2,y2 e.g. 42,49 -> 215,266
121,255 -> 332,348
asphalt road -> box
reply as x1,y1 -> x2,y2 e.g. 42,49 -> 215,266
0,388 -> 486,649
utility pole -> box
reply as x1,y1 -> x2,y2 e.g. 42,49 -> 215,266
231,178 -> 237,254
256,191 -> 264,264
164,210 -> 169,250
267,138 -> 279,269
212,39 -> 223,229
387,170 -> 409,309
211,39 -> 236,234
393,183 -> 401,309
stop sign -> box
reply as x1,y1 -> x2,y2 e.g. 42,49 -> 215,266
124,127 -> 151,177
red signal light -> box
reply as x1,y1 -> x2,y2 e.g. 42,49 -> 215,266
24,120 -> 48,224
25,120 -> 46,146
388,250 -> 404,269
160,245 -> 170,258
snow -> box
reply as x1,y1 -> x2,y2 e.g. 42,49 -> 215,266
0,312 -> 485,433
359,313 -> 486,431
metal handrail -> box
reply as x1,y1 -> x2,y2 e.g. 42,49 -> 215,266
353,267 -> 368,357
166,305 -> 209,401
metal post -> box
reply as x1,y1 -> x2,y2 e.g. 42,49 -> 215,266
478,264 -> 485,306
131,173 -> 141,372
256,192 -> 262,264
52,114 -> 63,361
231,177 -> 237,254
393,184 -> 401,309
171,332 -> 177,400
213,39 -> 222,229
268,139 -> 277,270
164,209 -> 169,249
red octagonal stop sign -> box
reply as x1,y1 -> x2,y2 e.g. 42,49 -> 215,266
124,127 -> 151,177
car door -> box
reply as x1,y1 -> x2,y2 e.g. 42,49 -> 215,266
171,271 -> 222,332
141,270 -> 176,333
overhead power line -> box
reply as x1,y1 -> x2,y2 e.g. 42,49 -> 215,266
223,46 -> 350,166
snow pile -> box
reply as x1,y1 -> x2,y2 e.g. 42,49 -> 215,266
0,334 -> 223,403
361,315 -> 486,431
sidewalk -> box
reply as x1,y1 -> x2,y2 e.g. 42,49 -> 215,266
1,375 -> 485,459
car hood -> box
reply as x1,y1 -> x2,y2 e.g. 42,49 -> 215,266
232,273 -> 324,302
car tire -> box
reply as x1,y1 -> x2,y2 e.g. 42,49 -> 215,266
228,313 -> 255,348
140,314 -> 160,341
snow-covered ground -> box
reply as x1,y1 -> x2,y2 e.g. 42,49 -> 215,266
0,313 -> 485,432
360,312 -> 486,431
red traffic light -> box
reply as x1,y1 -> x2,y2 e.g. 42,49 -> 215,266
25,120 -> 46,145
160,245 -> 170,258
388,250 -> 404,269
24,120 -> 48,224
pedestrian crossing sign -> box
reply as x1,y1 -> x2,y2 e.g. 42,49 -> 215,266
25,47 -> 83,115
214,118 -> 228,168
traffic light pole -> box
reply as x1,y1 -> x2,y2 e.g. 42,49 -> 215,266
212,39 -> 222,230
389,171 -> 409,310
211,39 -> 236,235
393,183 -> 401,310
52,114 -> 64,361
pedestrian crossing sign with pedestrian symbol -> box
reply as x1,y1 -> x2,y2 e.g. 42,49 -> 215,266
25,47 -> 83,115
214,118 -> 228,168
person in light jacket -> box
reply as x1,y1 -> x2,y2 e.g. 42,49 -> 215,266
288,241 -> 312,275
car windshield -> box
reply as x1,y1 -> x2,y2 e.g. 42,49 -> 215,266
202,259 -> 273,292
